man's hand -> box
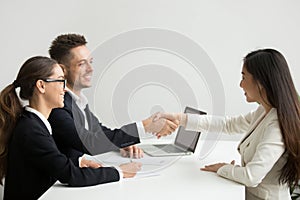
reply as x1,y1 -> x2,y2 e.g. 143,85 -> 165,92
142,112 -> 179,138
120,145 -> 144,159
119,162 -> 142,178
80,157 -> 102,168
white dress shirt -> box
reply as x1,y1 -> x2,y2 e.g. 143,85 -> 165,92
66,89 -> 146,180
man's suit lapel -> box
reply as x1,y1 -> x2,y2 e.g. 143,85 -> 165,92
84,105 -> 92,131
65,92 -> 86,129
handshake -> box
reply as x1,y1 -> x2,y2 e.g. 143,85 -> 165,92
142,112 -> 187,139
80,112 -> 188,178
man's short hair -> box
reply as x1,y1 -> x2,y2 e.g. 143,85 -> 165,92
49,33 -> 87,65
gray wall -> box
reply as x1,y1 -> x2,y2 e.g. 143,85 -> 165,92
0,0 -> 300,197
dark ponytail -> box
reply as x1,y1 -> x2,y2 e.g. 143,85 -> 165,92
0,56 -> 57,185
0,84 -> 22,185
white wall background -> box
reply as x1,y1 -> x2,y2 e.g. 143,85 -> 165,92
0,0 -> 299,115
0,0 -> 299,197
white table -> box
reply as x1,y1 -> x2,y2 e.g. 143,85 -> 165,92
40,140 -> 245,200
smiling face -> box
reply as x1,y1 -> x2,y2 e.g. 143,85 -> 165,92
239,65 -> 261,103
44,64 -> 66,109
63,45 -> 93,95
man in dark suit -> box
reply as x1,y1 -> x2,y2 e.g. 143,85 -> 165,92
48,33 -> 178,159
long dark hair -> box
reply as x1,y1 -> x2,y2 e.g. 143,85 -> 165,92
244,48 -> 300,186
0,56 -> 57,185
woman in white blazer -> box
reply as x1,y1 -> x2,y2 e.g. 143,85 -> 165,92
156,48 -> 300,200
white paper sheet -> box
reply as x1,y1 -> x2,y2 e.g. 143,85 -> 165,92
83,152 -> 180,179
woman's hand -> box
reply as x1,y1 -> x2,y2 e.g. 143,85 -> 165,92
119,162 -> 142,178
201,160 -> 235,172
80,157 -> 102,168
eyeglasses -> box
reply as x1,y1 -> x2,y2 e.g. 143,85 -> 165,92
42,78 -> 66,89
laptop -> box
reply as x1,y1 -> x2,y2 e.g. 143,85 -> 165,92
141,106 -> 206,156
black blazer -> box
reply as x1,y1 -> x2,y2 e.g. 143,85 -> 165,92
4,110 -> 119,200
48,92 -> 140,156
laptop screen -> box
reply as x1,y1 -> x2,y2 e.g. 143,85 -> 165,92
174,106 -> 206,152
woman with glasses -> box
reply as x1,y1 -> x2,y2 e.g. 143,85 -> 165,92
0,56 -> 141,199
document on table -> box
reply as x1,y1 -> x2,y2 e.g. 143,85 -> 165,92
84,152 -> 179,179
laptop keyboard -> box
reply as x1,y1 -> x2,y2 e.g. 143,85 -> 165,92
154,144 -> 186,153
